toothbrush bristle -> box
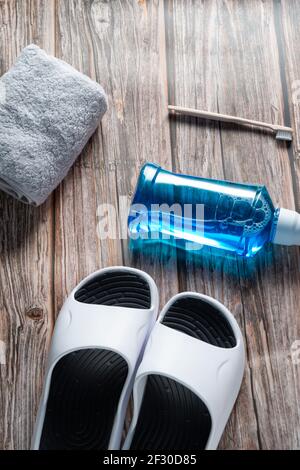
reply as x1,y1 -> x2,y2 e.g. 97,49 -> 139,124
276,130 -> 293,141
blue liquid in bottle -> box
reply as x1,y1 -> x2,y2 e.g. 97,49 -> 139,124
128,163 -> 279,257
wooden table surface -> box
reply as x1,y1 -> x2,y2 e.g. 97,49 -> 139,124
0,0 -> 300,450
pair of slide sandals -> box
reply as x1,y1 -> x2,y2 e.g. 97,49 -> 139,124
32,266 -> 245,450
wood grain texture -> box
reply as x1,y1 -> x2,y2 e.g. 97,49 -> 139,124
280,0 -> 300,208
0,0 -> 300,450
166,0 -> 300,449
53,0 -> 178,314
0,0 -> 56,450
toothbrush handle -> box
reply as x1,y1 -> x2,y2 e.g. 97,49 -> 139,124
168,105 -> 292,133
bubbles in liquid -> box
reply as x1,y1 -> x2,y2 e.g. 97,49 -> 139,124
214,192 -> 272,237
243,195 -> 272,236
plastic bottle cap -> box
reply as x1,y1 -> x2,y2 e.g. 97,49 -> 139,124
273,208 -> 300,246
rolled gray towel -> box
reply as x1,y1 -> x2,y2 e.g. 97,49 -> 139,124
0,44 -> 107,205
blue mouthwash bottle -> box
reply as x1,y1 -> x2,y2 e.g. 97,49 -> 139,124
128,163 -> 300,257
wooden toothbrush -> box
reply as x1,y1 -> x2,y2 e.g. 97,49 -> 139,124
168,105 -> 293,142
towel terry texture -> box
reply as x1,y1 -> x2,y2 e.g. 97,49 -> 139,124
0,44 -> 107,205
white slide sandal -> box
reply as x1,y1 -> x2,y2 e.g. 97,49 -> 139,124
123,292 -> 245,450
32,266 -> 159,450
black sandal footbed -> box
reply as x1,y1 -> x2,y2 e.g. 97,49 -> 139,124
74,271 -> 151,309
39,270 -> 152,450
129,296 -> 237,450
39,349 -> 128,450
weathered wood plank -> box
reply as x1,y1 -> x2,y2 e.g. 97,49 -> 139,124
277,0 -> 300,448
0,0 -> 56,450
54,0 -> 178,315
280,0 -> 300,207
166,0 -> 300,449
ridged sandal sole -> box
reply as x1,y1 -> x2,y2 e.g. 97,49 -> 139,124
39,270 -> 152,450
130,296 -> 236,450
